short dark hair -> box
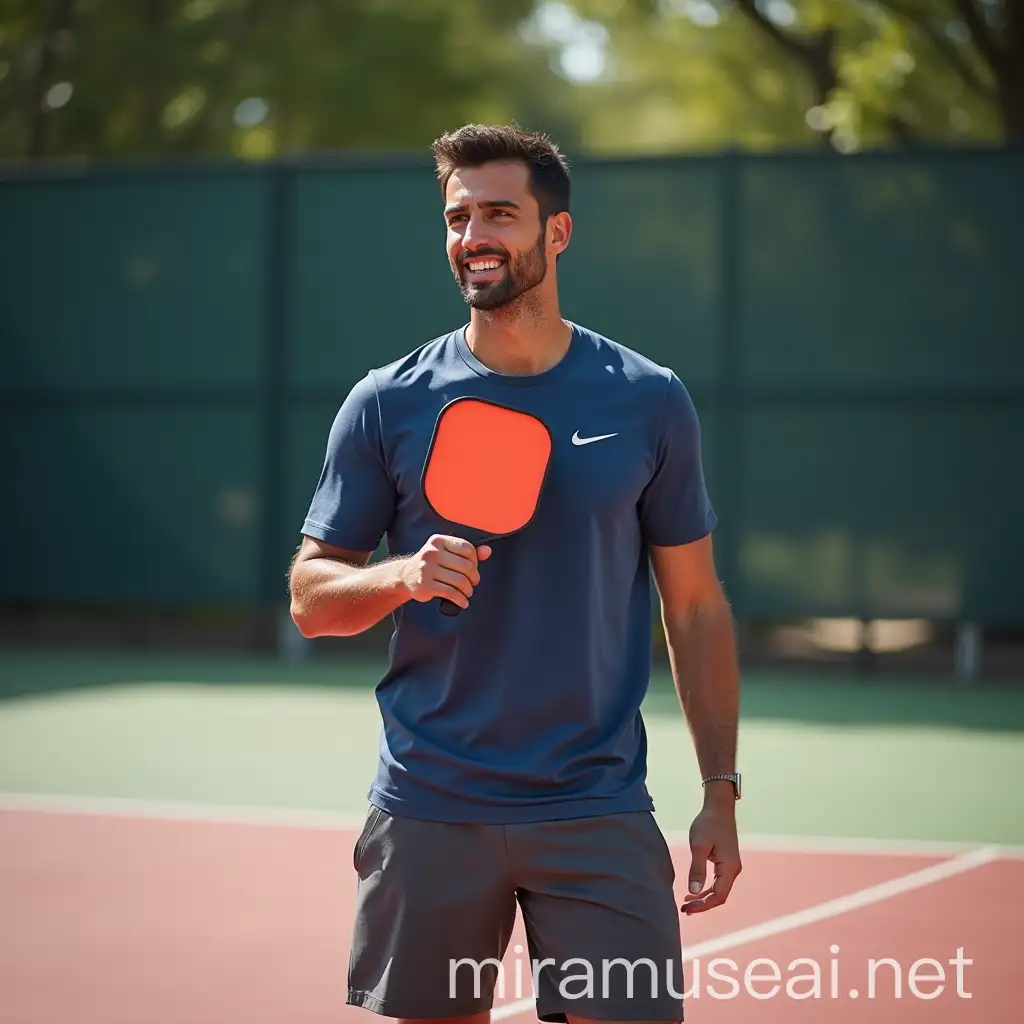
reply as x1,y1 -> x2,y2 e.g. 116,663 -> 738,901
431,123 -> 571,221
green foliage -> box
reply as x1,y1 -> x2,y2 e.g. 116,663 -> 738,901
569,0 -> 1009,153
0,0 -> 1014,159
0,0 -> 579,160
565,1 -> 824,153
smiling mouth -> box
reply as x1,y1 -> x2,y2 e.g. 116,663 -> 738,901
463,257 -> 506,276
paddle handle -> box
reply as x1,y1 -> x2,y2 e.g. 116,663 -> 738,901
439,598 -> 461,617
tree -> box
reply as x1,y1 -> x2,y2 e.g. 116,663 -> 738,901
4,1 -> 1017,161
870,0 -> 1023,140
732,0 -> 1019,147
0,0 -> 580,161
552,0 -> 830,153
567,0 -> 1011,152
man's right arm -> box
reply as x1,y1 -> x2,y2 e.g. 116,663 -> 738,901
288,534 -> 491,638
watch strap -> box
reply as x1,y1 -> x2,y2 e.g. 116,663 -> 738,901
702,773 -> 741,799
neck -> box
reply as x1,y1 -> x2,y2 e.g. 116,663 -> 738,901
465,286 -> 571,376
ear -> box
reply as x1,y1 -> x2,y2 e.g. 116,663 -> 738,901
547,212 -> 572,256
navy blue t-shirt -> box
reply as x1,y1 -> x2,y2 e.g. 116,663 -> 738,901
302,322 -> 717,823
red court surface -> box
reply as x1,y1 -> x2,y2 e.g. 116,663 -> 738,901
1,807 -> 1018,1024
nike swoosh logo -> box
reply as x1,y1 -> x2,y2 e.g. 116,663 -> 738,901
572,430 -> 618,446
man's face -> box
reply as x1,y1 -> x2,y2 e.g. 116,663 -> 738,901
443,160 -> 549,311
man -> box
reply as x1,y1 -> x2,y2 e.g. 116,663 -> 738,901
289,123 -> 741,1024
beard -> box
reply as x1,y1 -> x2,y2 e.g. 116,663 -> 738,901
453,229 -> 548,311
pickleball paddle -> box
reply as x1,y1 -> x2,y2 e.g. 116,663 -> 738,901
421,396 -> 552,616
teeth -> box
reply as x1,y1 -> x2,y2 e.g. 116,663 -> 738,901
467,259 -> 501,271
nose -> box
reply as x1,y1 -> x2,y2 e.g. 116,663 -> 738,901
460,212 -> 494,253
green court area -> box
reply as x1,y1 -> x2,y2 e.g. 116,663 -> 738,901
1,649 -> 1022,845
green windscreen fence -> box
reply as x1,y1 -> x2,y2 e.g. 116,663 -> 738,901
2,150 -> 1022,622
732,154 -> 1023,621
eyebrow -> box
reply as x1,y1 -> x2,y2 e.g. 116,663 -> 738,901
444,199 -> 521,216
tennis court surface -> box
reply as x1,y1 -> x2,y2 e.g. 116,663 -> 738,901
2,650 -> 1022,1022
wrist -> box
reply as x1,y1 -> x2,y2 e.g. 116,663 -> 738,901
381,556 -> 414,603
703,781 -> 736,806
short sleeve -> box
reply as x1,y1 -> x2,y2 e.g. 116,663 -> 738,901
301,372 -> 396,552
638,372 -> 718,547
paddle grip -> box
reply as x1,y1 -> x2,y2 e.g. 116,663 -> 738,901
439,598 -> 462,617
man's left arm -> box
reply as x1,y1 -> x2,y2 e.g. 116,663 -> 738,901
651,532 -> 742,915
639,372 -> 741,914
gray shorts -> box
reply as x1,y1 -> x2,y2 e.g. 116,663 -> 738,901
347,807 -> 684,1022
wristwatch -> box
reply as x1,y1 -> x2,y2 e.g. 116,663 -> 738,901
702,773 -> 741,800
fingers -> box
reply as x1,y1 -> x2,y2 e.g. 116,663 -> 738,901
411,535 -> 491,608
433,583 -> 471,610
682,854 -> 742,916
682,876 -> 733,914
439,537 -> 489,563
434,566 -> 474,606
683,895 -> 718,914
427,536 -> 480,583
436,535 -> 479,562
687,842 -> 711,898
438,548 -> 481,587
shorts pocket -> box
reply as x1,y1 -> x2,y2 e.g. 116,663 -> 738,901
353,806 -> 385,871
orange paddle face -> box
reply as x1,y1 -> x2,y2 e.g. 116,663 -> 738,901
422,397 -> 552,542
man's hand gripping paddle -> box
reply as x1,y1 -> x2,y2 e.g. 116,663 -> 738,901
421,397 -> 552,616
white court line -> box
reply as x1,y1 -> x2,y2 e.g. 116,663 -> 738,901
2,791 -> 1022,858
1,791 -> 1015,1021
491,844 -> 1001,1021
664,827 -> 1024,858
0,791 -> 368,830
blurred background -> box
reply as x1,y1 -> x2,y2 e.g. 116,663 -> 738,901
1,4 -> 1023,1022
1,0 -> 1021,676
